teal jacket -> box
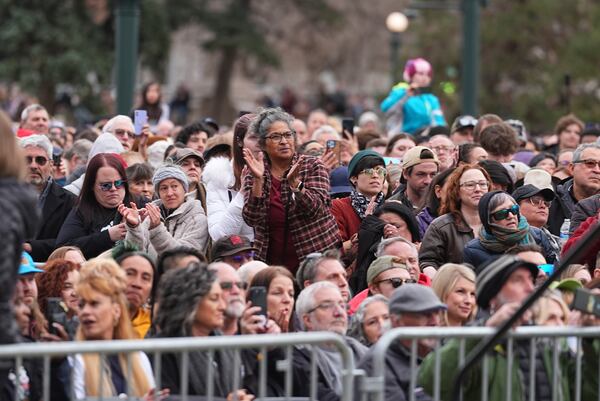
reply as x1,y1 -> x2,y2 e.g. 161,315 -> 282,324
418,336 -> 599,401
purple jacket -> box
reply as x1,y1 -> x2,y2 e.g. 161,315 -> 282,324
416,207 -> 436,239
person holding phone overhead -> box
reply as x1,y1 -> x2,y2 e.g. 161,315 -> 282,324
242,108 -> 340,274
381,57 -> 446,135
331,150 -> 387,255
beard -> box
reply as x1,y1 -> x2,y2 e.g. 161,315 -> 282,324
225,299 -> 245,318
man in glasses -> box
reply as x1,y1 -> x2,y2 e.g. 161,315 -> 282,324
367,256 -> 414,299
428,134 -> 457,172
209,262 -> 247,335
19,135 -> 76,261
211,235 -> 257,270
549,143 -> 600,235
293,282 -> 367,399
358,284 -> 445,401
103,115 -> 136,151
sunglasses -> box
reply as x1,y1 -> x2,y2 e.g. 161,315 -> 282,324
220,281 -> 249,290
491,204 -> 520,221
359,167 -> 387,177
228,251 -> 256,264
26,156 -> 49,166
98,179 -> 127,191
374,278 -> 417,288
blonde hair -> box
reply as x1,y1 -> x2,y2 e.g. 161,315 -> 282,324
533,292 -> 569,326
76,259 -> 151,397
431,263 -> 477,326
0,110 -> 26,180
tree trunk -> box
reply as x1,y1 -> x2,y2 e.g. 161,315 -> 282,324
210,45 -> 238,123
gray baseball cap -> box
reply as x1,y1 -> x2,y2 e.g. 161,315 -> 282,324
389,284 -> 447,314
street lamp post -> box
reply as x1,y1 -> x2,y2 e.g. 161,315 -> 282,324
386,12 -> 409,85
115,0 -> 140,115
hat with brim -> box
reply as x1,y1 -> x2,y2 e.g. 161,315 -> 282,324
171,148 -> 205,167
389,283 -> 447,314
476,255 -> 539,309
330,166 -> 352,195
19,252 -> 44,275
524,169 -> 553,191
211,235 -> 258,261
549,278 -> 583,292
512,184 -> 555,204
367,255 -> 409,285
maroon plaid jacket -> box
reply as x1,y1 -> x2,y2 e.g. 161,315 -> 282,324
242,154 -> 342,263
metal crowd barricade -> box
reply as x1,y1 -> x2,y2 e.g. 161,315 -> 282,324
0,332 -> 355,401
361,326 -> 600,401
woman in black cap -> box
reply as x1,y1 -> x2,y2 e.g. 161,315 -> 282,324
463,190 -> 558,269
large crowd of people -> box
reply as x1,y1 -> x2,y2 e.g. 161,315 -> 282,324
1,57 -> 600,401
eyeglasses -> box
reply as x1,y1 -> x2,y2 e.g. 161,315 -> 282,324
359,167 -> 387,177
112,129 -> 135,139
491,204 -> 520,221
220,281 -> 249,291
460,181 -> 489,191
374,278 -> 417,288
265,132 -> 295,143
98,179 -> 127,191
307,300 -> 347,314
227,251 -> 256,264
573,159 -> 600,169
432,145 -> 456,153
26,156 -> 49,166
528,196 -> 551,208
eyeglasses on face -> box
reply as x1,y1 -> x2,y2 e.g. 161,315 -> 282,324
265,132 -> 295,143
491,204 -> 520,221
228,251 -> 256,264
528,196 -> 551,208
359,167 -> 387,177
573,159 -> 600,170
112,129 -> 135,139
98,179 -> 127,192
307,300 -> 347,314
220,281 -> 249,291
459,180 -> 489,191
26,156 -> 49,166
374,277 -> 417,288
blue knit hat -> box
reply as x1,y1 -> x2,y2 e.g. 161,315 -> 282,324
153,164 -> 189,193
347,150 -> 385,178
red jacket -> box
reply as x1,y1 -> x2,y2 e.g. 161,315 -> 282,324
331,197 -> 362,242
242,154 -> 341,263
562,215 -> 600,268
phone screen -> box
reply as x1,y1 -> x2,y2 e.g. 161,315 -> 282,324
134,110 -> 148,136
342,118 -> 354,137
248,286 -> 267,318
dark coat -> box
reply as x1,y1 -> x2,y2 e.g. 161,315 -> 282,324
548,179 -> 577,235
350,216 -> 385,294
153,333 -> 239,398
28,181 -> 76,261
463,226 -> 557,269
358,341 -> 432,401
418,213 -> 474,271
569,194 -> 600,234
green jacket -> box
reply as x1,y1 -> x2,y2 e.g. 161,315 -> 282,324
418,336 -> 599,401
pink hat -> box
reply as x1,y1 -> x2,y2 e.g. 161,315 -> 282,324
403,58 -> 433,82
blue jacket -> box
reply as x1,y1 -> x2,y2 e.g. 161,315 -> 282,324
463,226 -> 558,269
380,82 -> 446,134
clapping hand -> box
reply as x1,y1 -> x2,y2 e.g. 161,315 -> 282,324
286,155 -> 305,190
243,148 -> 265,179
118,202 -> 142,227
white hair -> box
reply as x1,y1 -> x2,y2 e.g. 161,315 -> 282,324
103,115 -> 134,134
311,125 -> 341,142
20,104 -> 47,122
295,281 -> 341,319
19,134 -> 53,158
375,236 -> 417,257
238,261 -> 268,284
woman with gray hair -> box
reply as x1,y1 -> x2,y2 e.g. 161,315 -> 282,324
347,294 -> 390,346
119,163 -> 208,258
242,107 -> 341,274
153,263 -> 253,400
463,190 -> 558,268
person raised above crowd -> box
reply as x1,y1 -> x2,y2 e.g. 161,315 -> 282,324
380,57 -> 446,135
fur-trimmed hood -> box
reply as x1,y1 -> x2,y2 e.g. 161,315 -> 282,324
202,156 -> 234,190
